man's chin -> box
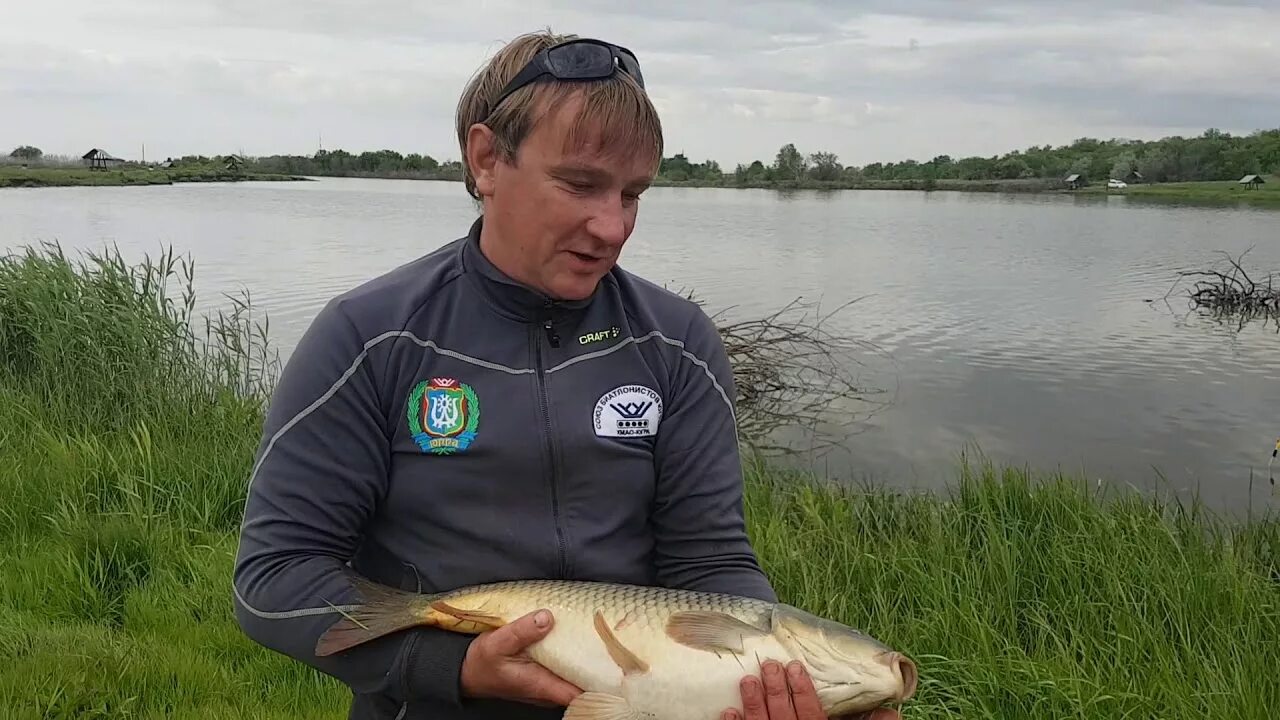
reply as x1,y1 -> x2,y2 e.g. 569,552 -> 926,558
548,273 -> 605,302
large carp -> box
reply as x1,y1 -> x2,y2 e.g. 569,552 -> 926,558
316,576 -> 917,720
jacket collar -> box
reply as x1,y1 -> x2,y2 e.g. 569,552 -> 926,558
460,215 -> 597,323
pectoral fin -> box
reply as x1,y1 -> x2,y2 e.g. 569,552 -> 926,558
665,610 -> 769,654
593,610 -> 649,675
564,692 -> 643,720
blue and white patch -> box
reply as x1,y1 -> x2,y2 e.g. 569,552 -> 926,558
593,385 -> 663,438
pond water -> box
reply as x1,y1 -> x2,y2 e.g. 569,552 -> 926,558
3,177 -> 1278,513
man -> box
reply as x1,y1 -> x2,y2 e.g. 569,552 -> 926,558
233,29 -> 899,720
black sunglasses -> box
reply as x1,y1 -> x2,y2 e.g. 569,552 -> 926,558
489,38 -> 645,113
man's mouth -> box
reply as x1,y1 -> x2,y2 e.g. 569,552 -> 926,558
569,251 -> 604,263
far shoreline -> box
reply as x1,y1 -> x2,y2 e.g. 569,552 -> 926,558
0,166 -> 310,189
4,164 -> 1277,208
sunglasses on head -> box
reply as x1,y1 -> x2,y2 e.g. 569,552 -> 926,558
489,38 -> 645,113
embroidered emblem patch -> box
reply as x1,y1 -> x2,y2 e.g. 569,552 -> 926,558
593,385 -> 663,438
407,377 -> 480,454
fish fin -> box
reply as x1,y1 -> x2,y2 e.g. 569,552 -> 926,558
427,600 -> 506,633
665,610 -> 769,654
564,692 -> 643,720
593,610 -> 649,675
314,575 -> 432,657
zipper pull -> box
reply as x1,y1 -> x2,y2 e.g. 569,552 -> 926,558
541,300 -> 561,348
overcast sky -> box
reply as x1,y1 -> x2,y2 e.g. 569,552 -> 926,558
4,1 -> 1279,168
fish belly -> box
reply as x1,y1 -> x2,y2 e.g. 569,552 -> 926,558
622,635 -> 799,720
526,611 -> 798,720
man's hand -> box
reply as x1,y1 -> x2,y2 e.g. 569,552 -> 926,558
458,609 -> 583,708
721,660 -> 902,720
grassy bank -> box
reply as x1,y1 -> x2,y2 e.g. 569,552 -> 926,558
0,165 -> 308,188
650,176 -> 1065,194
1072,177 -> 1280,205
653,175 -> 1280,206
1,245 -> 1277,718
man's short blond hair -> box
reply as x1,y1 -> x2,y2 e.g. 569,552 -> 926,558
455,29 -> 664,199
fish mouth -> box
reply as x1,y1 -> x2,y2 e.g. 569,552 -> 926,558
881,652 -> 918,702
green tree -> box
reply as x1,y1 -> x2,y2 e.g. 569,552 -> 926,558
1110,151 -> 1137,181
773,143 -> 807,181
9,145 -> 42,160
808,151 -> 842,181
660,153 -> 694,181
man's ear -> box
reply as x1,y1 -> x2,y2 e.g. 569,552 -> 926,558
466,123 -> 499,197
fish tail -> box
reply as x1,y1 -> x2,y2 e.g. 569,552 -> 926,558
314,574 -> 439,657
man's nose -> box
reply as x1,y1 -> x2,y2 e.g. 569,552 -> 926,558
586,195 -> 629,246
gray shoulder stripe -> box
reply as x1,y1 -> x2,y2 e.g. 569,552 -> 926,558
239,330 -> 529,522
545,331 -> 649,373
403,334 -> 535,376
649,332 -> 737,423
548,330 -> 736,422
234,582 -> 361,619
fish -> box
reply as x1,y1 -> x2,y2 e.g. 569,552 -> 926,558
315,575 -> 918,720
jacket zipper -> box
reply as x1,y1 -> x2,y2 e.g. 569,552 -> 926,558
535,305 -> 566,577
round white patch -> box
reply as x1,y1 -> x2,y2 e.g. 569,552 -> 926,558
593,385 -> 663,438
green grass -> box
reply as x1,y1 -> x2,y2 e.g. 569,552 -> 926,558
746,459 -> 1280,718
1,243 -> 1277,718
1074,176 -> 1280,205
0,165 -> 308,188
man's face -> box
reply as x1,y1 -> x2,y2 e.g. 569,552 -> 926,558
473,93 -> 657,301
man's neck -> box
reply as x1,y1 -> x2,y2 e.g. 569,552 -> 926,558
477,217 -> 536,292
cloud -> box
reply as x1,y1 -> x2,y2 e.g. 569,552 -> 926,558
3,0 -> 1278,166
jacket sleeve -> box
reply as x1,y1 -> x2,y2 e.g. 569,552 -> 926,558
650,306 -> 778,603
232,298 -> 474,707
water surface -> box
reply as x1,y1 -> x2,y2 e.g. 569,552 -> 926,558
3,177 -> 1277,513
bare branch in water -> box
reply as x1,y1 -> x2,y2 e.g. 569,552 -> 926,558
680,290 -> 893,456
1165,247 -> 1280,332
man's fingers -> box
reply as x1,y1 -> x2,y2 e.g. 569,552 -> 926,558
532,669 -> 584,707
784,662 -> 825,719
740,675 -> 768,720
483,609 -> 553,656
762,661 -> 797,720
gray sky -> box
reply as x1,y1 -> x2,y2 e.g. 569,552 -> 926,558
4,1 -> 1279,168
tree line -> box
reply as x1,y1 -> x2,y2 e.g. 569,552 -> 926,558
243,126 -> 1278,187
245,149 -> 464,181
10,126 -> 1278,187
677,128 -> 1280,188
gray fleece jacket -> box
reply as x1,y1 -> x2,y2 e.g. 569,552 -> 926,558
232,216 -> 776,719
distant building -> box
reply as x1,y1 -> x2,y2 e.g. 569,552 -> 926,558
1122,169 -> 1144,184
1239,174 -> 1266,190
1064,173 -> 1086,190
82,148 -> 125,170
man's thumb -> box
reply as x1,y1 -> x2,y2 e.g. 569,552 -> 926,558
488,609 -> 553,655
